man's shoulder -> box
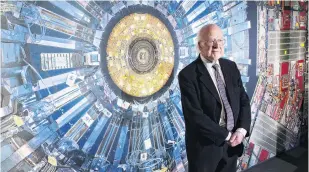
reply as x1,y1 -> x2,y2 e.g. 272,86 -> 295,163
219,58 -> 237,70
219,57 -> 235,65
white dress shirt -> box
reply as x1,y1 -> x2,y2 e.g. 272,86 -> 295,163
200,56 -> 247,140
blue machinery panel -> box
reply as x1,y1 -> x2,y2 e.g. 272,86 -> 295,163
0,1 -> 253,171
2,1 -> 306,172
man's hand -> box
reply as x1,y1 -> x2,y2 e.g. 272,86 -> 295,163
228,131 -> 244,147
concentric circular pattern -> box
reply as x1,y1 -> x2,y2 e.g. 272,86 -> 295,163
128,37 -> 158,74
106,13 -> 174,98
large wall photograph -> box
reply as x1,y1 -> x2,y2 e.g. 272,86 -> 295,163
1,1 -> 307,172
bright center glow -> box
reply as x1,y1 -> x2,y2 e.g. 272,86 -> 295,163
106,13 -> 174,97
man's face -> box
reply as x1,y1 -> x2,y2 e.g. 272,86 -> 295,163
198,28 -> 225,61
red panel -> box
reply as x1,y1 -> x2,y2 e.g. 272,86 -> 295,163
278,62 -> 289,114
259,149 -> 269,162
281,10 -> 291,30
296,60 -> 304,92
280,62 -> 289,91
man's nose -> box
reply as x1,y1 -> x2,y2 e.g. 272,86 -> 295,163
213,41 -> 218,48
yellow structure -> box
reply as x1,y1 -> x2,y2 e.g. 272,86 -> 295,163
107,13 -> 174,97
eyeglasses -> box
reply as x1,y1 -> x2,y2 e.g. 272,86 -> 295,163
200,39 -> 225,46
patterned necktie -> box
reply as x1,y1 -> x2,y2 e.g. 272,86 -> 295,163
212,64 -> 234,131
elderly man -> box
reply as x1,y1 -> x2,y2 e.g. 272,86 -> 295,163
178,24 -> 251,172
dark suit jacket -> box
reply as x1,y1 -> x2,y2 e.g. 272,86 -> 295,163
178,56 -> 251,172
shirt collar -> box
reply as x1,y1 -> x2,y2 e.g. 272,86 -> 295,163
200,54 -> 220,69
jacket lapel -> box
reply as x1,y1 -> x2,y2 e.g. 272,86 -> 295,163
196,57 -> 221,103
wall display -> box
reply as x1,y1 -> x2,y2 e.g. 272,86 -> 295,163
239,1 -> 308,171
0,1 -> 307,172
